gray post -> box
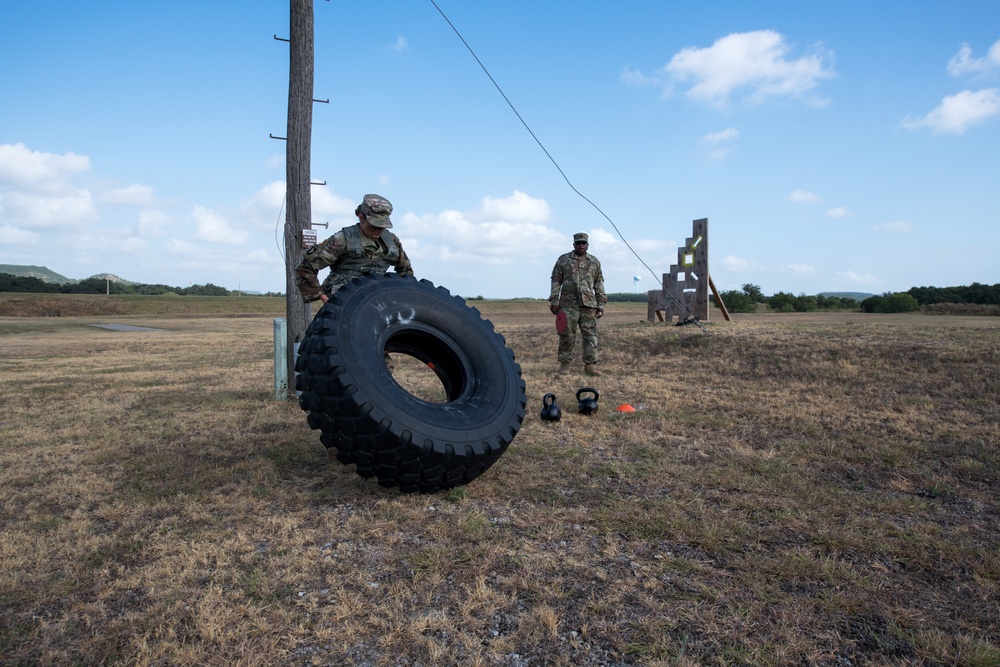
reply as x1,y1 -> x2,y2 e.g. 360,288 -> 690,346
274,318 -> 288,400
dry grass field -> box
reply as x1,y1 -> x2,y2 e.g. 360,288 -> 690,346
1,295 -> 998,666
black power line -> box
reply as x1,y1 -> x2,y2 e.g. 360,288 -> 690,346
428,0 -> 708,334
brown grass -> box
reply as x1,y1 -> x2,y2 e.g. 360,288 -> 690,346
1,301 -> 998,666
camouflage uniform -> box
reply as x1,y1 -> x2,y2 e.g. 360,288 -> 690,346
294,194 -> 414,303
549,234 -> 606,365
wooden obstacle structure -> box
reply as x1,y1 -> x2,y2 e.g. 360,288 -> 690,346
647,218 -> 730,323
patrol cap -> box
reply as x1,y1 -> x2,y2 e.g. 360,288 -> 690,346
573,232 -> 589,243
359,194 -> 393,228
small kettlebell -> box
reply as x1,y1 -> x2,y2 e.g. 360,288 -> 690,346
576,387 -> 600,415
540,393 -> 562,422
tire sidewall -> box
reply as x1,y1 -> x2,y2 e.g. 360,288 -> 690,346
318,275 -> 524,445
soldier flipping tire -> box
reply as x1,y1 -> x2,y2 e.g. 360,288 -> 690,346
295,273 -> 527,493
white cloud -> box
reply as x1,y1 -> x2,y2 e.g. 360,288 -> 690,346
701,128 -> 740,144
71,229 -> 150,256
841,270 -> 880,285
586,231 -> 671,288
192,205 -> 248,244
392,36 -> 408,51
873,220 -> 911,232
137,209 -> 170,237
0,143 -> 97,231
900,88 -> 1000,134
240,182 -> 358,232
620,65 -> 662,88
242,181 -> 287,230
947,40 -> 1000,78
707,147 -> 735,161
788,190 -> 820,203
700,128 -> 739,161
0,142 -> 90,189
785,263 -> 815,274
664,30 -> 835,108
391,191 -> 670,294
309,185 -> 357,221
2,189 -> 97,229
478,190 -> 550,223
722,255 -> 757,271
102,183 -> 156,206
400,202 -> 560,266
826,206 -> 848,218
0,224 -> 40,247
159,242 -> 276,279
167,238 -> 201,256
587,228 -> 618,246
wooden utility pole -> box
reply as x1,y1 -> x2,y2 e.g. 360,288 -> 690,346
283,0 -> 315,395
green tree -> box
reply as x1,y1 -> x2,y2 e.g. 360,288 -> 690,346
768,291 -> 797,312
180,283 -> 230,296
796,294 -> 818,312
716,290 -> 756,313
862,293 -> 920,313
877,292 -> 920,313
741,283 -> 765,302
860,295 -> 882,313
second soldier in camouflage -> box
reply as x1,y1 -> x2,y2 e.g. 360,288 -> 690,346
549,232 -> 606,376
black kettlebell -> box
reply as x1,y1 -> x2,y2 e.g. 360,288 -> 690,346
576,387 -> 599,415
540,393 -> 562,422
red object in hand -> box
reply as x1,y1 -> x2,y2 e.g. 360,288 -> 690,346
555,310 -> 567,334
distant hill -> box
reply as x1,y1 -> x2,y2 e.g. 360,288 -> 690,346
818,292 -> 875,302
0,264 -> 134,285
87,272 -> 134,285
0,264 -> 76,283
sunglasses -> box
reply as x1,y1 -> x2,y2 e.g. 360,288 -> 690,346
574,241 -> 588,245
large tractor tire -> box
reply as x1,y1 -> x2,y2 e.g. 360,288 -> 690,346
295,273 -> 526,493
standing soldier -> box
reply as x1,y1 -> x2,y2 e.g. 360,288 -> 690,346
549,232 -> 606,375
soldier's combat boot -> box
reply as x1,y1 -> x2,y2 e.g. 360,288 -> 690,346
559,362 -> 572,374
584,364 -> 600,376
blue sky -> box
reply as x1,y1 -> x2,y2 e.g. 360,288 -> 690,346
2,1 -> 998,298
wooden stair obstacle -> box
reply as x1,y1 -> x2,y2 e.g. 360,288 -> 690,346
647,217 -> 730,323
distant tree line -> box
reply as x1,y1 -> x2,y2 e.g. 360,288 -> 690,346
906,283 -> 1000,306
0,273 -> 236,296
861,282 -> 1000,313
605,292 -> 648,303
4,272 -> 997,307
707,284 -> 863,313
700,282 -> 1000,314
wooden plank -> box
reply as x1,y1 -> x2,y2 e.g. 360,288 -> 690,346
708,275 -> 731,321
